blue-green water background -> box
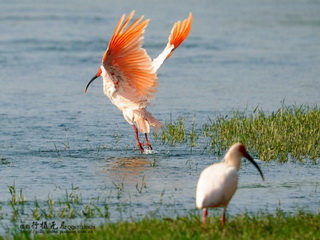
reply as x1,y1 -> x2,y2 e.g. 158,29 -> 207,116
0,0 -> 319,232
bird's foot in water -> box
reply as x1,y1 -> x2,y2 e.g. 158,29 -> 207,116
136,142 -> 144,153
144,133 -> 153,150
144,142 -> 153,150
136,142 -> 154,154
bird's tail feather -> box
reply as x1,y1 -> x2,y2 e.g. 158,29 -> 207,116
134,109 -> 163,133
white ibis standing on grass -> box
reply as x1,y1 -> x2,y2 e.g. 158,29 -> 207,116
196,143 -> 265,225
85,11 -> 192,153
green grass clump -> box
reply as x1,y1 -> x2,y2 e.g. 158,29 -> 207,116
203,105 -> 320,162
156,105 -> 320,162
9,211 -> 320,240
3,185 -> 110,225
160,117 -> 187,145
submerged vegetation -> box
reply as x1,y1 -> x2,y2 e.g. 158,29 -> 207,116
2,184 -> 110,224
156,104 -> 320,162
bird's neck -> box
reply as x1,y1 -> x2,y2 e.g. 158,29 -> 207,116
102,75 -> 115,97
224,152 -> 241,170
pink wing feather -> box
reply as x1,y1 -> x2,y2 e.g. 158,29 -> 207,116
102,11 -> 157,99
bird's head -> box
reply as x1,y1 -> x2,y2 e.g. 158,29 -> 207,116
226,143 -> 265,181
84,67 -> 102,93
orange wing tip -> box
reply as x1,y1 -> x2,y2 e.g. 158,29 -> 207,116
165,12 -> 192,59
112,11 -> 135,37
169,12 -> 193,48
103,11 -> 150,63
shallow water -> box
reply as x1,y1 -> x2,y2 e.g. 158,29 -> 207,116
1,0 -> 320,232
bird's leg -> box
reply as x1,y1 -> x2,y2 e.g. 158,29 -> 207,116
202,208 -> 208,224
221,207 -> 226,226
144,133 -> 153,150
132,125 -> 144,153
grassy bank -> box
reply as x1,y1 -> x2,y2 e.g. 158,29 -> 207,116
7,211 -> 320,240
157,104 -> 320,162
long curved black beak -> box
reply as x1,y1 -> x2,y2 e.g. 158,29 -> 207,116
244,152 -> 265,181
84,75 -> 99,93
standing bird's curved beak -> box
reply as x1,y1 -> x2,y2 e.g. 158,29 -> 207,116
240,147 -> 265,181
84,68 -> 102,93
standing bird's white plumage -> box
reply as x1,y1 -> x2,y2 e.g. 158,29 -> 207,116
196,143 -> 265,225
85,11 -> 192,153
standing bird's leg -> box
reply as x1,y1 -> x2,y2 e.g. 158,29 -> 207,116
221,207 -> 226,226
144,133 -> 153,150
202,208 -> 208,224
132,125 -> 144,153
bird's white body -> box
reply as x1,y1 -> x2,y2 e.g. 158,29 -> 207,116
195,143 -> 264,225
196,162 -> 238,209
101,66 -> 158,134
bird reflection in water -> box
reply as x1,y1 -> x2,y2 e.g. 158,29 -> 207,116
102,156 -> 151,185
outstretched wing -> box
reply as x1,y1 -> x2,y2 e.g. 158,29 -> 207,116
152,12 -> 192,72
102,11 -> 157,100
166,12 -> 193,58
